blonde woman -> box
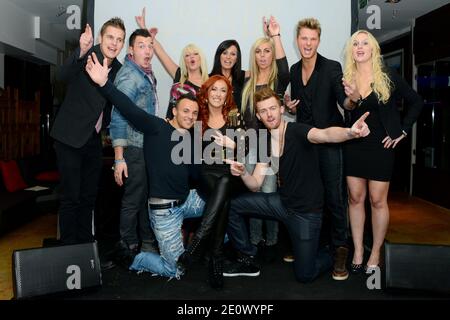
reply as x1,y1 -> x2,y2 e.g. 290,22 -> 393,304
342,30 -> 423,274
241,16 -> 289,261
135,8 -> 209,118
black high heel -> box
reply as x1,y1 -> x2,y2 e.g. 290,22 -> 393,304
350,262 -> 364,274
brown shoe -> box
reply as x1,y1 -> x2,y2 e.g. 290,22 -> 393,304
332,246 -> 349,280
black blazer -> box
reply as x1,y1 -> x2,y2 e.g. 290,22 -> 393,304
290,54 -> 347,128
377,68 -> 423,139
50,45 -> 122,148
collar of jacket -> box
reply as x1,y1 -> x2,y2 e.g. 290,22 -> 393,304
123,54 -> 150,77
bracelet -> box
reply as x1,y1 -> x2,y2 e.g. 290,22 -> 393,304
114,158 -> 126,164
270,33 -> 280,38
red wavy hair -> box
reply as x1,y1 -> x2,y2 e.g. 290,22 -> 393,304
197,75 -> 236,134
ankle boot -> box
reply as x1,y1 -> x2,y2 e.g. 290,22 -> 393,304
208,256 -> 224,289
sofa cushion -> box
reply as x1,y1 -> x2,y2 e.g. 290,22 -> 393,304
0,160 -> 28,192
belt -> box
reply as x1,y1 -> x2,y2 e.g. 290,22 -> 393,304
148,198 -> 186,210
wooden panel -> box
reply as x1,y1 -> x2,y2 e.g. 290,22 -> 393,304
0,87 -> 40,160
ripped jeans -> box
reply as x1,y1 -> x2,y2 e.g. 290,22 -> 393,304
130,190 -> 205,278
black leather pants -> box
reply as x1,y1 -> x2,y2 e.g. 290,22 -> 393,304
187,166 -> 244,258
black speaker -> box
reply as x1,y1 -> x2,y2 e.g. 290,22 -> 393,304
13,241 -> 102,299
384,241 -> 450,293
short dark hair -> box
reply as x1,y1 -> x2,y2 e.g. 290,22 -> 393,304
254,87 -> 281,111
175,93 -> 198,109
100,17 -> 126,37
129,29 -> 151,47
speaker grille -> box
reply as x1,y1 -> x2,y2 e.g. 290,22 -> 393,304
385,242 -> 450,292
12,242 -> 102,299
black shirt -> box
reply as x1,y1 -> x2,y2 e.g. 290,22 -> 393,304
100,81 -> 198,200
290,54 -> 347,129
277,122 -> 323,213
297,69 -> 319,125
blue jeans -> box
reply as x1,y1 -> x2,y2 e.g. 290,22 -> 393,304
227,192 -> 333,283
129,190 -> 205,278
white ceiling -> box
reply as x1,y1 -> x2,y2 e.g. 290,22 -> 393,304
358,0 -> 450,43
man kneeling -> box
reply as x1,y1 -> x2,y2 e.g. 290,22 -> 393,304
224,87 -> 370,282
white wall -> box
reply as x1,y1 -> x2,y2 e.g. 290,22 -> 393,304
0,53 -> 4,89
95,0 -> 352,118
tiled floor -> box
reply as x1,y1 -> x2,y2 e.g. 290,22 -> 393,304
0,192 -> 449,300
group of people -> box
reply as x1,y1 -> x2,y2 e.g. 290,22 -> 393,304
51,6 -> 423,291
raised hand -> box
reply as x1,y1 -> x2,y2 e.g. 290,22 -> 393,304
211,131 -> 236,150
284,93 -> 300,114
263,16 -> 280,37
342,78 -> 360,103
135,7 -> 147,29
85,52 -> 110,87
350,111 -> 370,138
79,24 -> 94,58
135,7 -> 158,39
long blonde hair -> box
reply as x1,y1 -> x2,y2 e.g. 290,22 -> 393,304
179,44 -> 209,85
241,37 -> 278,116
343,30 -> 392,104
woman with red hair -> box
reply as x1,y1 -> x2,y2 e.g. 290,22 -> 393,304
177,75 -> 248,289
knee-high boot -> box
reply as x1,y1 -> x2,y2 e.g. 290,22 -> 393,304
177,174 -> 231,272
207,200 -> 230,289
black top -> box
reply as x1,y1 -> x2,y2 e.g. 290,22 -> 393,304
201,111 -> 247,171
296,67 -> 318,125
241,57 -> 290,131
232,70 -> 246,109
99,81 -> 198,200
259,122 -> 323,213
280,123 -> 323,213
371,68 -> 423,138
51,45 -> 122,148
165,67 -> 201,119
290,54 -> 346,128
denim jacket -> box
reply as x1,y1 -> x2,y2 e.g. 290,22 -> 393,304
110,55 -> 157,148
